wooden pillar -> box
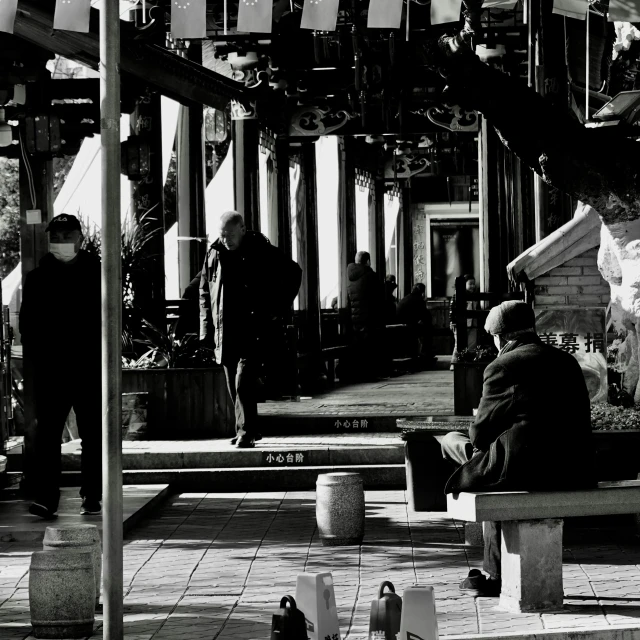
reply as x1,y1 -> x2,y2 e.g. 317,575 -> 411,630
338,136 -> 357,308
301,143 -> 321,355
19,154 -> 53,490
232,119 -> 260,231
371,179 -> 386,278
479,118 -> 503,294
276,139 -> 292,259
398,183 -> 413,299
176,42 -> 206,295
130,86 -> 166,326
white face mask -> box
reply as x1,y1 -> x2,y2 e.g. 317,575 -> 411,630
50,243 -> 78,263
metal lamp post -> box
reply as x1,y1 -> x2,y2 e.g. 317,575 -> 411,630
100,0 -> 123,638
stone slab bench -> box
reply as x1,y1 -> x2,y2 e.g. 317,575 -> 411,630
447,480 -> 640,613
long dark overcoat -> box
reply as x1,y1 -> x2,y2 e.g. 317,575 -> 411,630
199,231 -> 302,364
445,334 -> 596,493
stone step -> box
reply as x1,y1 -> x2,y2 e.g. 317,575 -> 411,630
57,444 -> 404,471
60,464 -> 406,492
257,414 -> 401,434
0,484 -> 170,542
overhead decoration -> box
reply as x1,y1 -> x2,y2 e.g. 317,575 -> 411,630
552,0 -> 588,20
425,104 -> 479,132
53,0 -> 92,32
237,0 -> 273,34
288,105 -> 355,136
301,0 -> 340,31
0,0 -> 19,34
609,0 -> 640,21
231,100 -> 258,120
384,155 -> 431,179
481,0 -> 518,8
367,0 -> 403,29
431,0 -> 464,25
171,0 -> 206,39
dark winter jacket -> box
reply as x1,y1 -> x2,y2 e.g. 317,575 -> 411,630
19,250 -> 102,370
397,291 -> 432,329
199,231 -> 302,364
346,264 -> 384,331
445,333 -> 596,494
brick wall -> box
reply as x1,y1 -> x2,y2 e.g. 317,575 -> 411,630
534,247 -> 610,307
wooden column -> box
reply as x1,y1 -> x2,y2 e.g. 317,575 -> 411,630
19,154 -> 53,490
275,139 -> 292,259
301,143 -> 321,356
338,136 -> 357,308
398,183 -> 413,299
130,86 -> 166,326
232,119 -> 260,231
371,178 -> 386,278
176,42 -> 206,295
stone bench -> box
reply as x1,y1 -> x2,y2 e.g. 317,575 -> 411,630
447,480 -> 640,613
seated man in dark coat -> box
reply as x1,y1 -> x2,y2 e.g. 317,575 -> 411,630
439,300 -> 595,597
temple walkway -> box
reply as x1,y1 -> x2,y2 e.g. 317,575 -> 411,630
1,490 -> 640,640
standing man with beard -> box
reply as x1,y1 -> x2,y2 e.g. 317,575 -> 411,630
200,211 -> 302,448
20,214 -> 102,519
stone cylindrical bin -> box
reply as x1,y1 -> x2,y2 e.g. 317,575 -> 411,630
43,525 -> 102,607
29,550 -> 96,639
316,472 -> 364,546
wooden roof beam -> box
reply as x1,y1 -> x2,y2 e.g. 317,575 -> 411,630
13,0 -> 251,110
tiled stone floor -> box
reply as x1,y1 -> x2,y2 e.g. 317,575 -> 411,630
2,491 -> 640,639
259,360 -> 454,416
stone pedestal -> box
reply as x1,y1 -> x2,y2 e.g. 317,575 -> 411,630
43,525 -> 102,607
316,472 -> 364,546
499,518 -> 564,612
29,550 -> 96,639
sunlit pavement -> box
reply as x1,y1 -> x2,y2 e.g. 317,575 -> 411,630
2,490 -> 640,639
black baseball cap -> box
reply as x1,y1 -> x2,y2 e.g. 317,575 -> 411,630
45,214 -> 82,233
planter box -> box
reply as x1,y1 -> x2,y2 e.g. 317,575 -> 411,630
453,362 -> 489,416
122,367 -> 233,439
592,430 -> 640,481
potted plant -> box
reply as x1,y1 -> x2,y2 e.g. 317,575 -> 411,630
122,320 -> 234,439
453,346 -> 497,416
589,402 -> 640,481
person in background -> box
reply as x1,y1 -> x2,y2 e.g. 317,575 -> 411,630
346,251 -> 386,380
19,214 -> 102,519
450,274 -> 478,367
200,211 -> 302,448
439,301 -> 595,597
397,282 -> 435,365
384,274 -> 398,326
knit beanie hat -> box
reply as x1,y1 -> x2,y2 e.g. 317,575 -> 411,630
484,300 -> 535,335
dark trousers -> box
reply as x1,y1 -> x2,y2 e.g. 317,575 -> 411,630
223,356 -> 259,440
33,365 -> 102,512
440,431 -> 501,579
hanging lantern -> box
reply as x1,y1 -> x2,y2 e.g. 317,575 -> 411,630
204,107 -> 228,143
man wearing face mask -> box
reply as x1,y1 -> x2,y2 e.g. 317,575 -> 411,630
19,214 -> 102,519
438,300 -> 595,597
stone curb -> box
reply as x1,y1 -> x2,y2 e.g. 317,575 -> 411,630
445,624 -> 640,640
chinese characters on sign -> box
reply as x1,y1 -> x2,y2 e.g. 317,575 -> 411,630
537,332 -> 605,354
535,307 -> 608,403
334,418 -> 370,430
262,452 -> 305,466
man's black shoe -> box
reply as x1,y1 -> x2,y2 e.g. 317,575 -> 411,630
459,569 -> 501,597
80,498 -> 101,515
29,502 -> 58,520
230,433 -> 262,445
235,438 -> 255,449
